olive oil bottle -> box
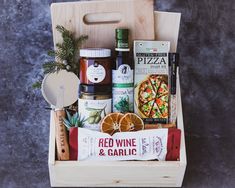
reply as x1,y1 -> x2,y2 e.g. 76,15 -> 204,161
112,28 -> 134,113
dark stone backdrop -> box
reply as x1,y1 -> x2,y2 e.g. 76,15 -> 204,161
0,0 -> 234,187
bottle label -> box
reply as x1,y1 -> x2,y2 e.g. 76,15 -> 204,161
116,41 -> 129,49
87,64 -> 106,83
112,64 -> 134,112
78,98 -> 112,131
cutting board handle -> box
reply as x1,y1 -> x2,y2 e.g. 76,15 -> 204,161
83,12 -> 122,25
51,0 -> 155,49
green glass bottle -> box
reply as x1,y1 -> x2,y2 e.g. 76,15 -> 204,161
112,28 -> 134,113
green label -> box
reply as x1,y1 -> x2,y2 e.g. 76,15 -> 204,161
116,41 -> 129,49
113,83 -> 133,88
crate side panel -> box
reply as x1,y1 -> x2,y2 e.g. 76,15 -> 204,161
176,164 -> 187,187
48,111 -> 56,165
177,78 -> 187,165
50,163 -> 181,187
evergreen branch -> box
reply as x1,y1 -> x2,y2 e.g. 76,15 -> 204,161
43,61 -> 65,74
32,81 -> 42,89
55,49 -> 67,61
33,25 -> 88,89
47,50 -> 56,57
56,25 -> 71,38
75,35 -> 88,48
56,43 -> 63,50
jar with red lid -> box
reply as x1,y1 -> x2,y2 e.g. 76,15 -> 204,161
79,48 -> 112,85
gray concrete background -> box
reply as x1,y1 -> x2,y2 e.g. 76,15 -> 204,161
0,0 -> 234,187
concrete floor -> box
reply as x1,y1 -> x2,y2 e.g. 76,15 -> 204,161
0,0 -> 234,187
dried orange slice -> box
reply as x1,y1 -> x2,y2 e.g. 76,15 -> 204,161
100,113 -> 124,135
119,113 -> 144,132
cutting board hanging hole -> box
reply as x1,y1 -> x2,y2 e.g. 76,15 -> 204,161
83,12 -> 122,25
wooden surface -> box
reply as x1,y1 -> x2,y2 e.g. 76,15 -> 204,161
48,11 -> 185,187
53,110 -> 70,160
51,0 -> 155,49
155,11 -> 181,52
49,162 -> 185,187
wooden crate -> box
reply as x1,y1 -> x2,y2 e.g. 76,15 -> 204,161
48,10 -> 186,187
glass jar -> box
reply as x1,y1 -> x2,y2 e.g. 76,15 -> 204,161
79,48 -> 112,85
78,85 -> 112,131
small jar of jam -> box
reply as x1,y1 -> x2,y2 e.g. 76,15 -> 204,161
79,48 -> 112,85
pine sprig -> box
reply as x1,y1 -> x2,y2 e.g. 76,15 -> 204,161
32,81 -> 42,89
75,36 -> 89,48
42,61 -> 65,74
33,25 -> 88,89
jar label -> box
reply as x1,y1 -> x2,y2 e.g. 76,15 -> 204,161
87,64 -> 106,83
78,98 -> 112,131
112,64 -> 134,113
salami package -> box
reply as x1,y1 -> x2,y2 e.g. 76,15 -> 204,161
69,128 -> 181,161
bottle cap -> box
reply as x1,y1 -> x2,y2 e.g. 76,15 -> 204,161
80,48 -> 111,58
116,28 -> 129,40
115,28 -> 129,50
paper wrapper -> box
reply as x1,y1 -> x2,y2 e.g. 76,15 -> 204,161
69,128 -> 181,161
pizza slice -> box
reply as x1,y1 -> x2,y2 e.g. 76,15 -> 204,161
156,95 -> 169,118
139,100 -> 154,117
138,79 -> 156,104
149,75 -> 162,92
157,81 -> 168,97
150,102 -> 163,118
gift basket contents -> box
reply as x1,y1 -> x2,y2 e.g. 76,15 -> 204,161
40,26 -> 181,162
36,0 -> 181,163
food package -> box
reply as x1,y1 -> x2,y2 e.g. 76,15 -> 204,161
69,128 -> 181,161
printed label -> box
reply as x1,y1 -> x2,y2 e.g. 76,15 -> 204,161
112,64 -> 133,84
87,64 -> 106,83
116,41 -> 129,49
112,64 -> 134,112
77,128 -> 168,161
78,98 -> 112,131
135,53 -> 169,75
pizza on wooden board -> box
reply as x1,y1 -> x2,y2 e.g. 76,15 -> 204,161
136,75 -> 169,119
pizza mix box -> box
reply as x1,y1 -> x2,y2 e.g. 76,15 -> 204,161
134,41 -> 170,124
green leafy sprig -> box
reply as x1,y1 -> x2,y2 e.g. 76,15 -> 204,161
114,97 -> 130,113
33,25 -> 88,89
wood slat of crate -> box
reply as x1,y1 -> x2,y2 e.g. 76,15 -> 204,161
155,11 -> 181,52
48,10 -> 186,187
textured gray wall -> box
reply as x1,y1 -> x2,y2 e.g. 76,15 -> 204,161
0,0 -> 234,187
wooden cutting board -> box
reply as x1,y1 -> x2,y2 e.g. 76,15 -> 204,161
154,11 -> 181,52
51,0 -> 154,49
